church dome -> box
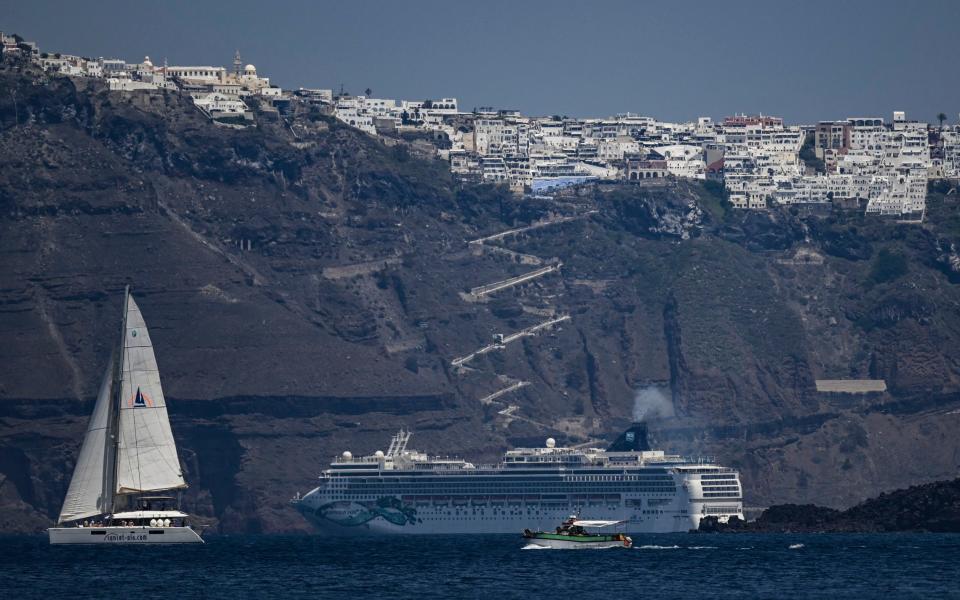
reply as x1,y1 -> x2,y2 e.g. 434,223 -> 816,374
244,64 -> 256,73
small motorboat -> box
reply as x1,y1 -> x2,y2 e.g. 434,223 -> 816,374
522,515 -> 632,549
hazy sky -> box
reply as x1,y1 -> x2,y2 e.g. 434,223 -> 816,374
5,0 -> 959,124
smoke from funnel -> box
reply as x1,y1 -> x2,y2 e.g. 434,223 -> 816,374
632,385 -> 674,422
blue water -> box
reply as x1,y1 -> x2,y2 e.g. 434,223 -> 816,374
1,534 -> 959,599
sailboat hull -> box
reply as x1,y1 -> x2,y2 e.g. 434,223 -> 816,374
48,526 -> 204,545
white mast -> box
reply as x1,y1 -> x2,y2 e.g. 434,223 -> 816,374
104,287 -> 129,513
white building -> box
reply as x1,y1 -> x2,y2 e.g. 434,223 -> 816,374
166,65 -> 226,84
259,86 -> 282,98
334,97 -> 377,134
100,59 -> 127,76
423,98 -> 458,114
480,155 -> 508,183
475,118 -> 524,156
107,77 -> 160,91
597,136 -> 640,161
942,128 -> 960,179
191,92 -> 250,119
297,88 -> 334,103
654,144 -> 705,179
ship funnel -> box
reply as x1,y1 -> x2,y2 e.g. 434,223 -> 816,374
607,422 -> 651,452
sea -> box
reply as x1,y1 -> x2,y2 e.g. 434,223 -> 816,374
1,533 -> 959,599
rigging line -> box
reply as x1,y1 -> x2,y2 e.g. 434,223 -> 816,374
133,389 -> 143,495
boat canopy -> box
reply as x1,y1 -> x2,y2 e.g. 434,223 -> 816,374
111,510 -> 188,519
571,520 -> 625,528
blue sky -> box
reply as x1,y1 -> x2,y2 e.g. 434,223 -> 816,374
4,0 -> 959,124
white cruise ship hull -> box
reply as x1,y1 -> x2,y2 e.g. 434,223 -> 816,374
295,494 -> 727,536
48,526 -> 204,544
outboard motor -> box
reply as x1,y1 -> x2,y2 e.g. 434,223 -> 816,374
607,422 -> 651,452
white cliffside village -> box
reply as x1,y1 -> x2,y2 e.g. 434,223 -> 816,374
10,31 -> 959,218
19,40 -> 280,123
328,95 -> 953,217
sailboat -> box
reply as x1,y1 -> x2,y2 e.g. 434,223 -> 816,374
48,288 -> 203,544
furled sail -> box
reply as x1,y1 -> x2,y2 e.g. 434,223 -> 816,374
114,295 -> 187,494
57,355 -> 114,524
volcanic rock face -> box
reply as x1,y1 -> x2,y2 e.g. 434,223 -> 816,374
2,59 -> 960,533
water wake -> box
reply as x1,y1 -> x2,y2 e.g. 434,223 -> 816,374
522,543 -> 620,550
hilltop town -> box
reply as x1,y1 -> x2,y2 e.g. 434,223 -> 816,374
5,31 -> 959,219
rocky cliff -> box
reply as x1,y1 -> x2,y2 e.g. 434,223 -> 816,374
2,57 -> 960,533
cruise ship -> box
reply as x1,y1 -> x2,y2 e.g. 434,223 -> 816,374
293,423 -> 743,535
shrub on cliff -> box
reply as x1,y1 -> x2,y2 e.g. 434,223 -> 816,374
869,248 -> 909,284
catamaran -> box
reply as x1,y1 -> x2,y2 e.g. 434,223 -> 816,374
48,288 -> 203,544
